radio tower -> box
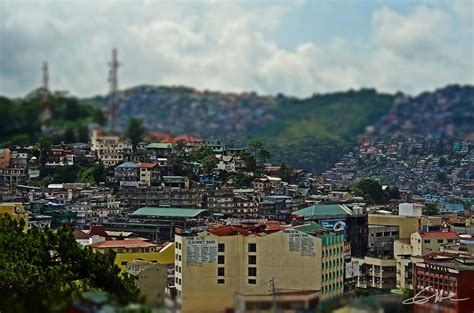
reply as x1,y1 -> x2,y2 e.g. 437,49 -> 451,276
108,48 -> 120,132
42,62 -> 49,91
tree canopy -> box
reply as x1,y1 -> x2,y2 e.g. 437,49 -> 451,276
0,215 -> 140,313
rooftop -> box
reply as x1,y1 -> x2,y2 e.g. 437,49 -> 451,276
89,239 -> 156,249
116,162 -> 139,169
293,204 -> 353,218
130,207 -> 208,218
418,231 -> 459,239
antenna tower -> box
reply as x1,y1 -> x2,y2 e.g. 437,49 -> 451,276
108,48 -> 120,132
42,62 -> 49,91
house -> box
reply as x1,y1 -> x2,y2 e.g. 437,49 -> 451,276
139,162 -> 160,186
114,162 -> 140,186
126,260 -> 168,307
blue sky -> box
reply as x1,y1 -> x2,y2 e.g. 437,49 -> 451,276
0,0 -> 472,97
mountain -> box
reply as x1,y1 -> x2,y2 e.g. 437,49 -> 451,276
86,86 -> 394,173
323,85 -> 473,196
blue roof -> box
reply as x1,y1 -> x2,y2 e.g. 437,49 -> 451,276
443,203 -> 464,211
116,162 -> 139,168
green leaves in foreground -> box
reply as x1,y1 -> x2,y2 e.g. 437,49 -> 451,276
0,215 -> 140,313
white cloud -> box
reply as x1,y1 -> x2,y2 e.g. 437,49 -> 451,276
0,0 -> 472,98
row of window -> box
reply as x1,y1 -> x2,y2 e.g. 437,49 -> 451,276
323,246 -> 344,257
322,259 -> 343,269
217,267 -> 257,277
322,281 -> 343,292
217,243 -> 257,253
423,239 -> 455,244
322,270 -> 344,281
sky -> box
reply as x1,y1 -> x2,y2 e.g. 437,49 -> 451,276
0,0 -> 473,98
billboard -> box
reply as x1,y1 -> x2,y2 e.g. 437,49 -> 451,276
319,219 -> 346,231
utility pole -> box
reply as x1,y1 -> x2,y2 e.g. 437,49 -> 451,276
108,47 -> 120,133
270,277 -> 278,313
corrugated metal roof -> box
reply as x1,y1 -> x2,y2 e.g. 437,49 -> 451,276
146,143 -> 172,149
116,162 -> 139,168
130,207 -> 207,218
293,204 -> 353,217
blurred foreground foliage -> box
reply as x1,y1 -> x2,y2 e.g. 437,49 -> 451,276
0,214 -> 140,313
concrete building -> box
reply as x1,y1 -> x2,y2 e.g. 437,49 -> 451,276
138,162 -> 160,186
114,162 -> 140,186
89,240 -> 174,271
91,130 -> 132,167
174,221 -> 344,312
0,202 -> 28,230
126,260 -> 168,307
413,253 -> 474,313
411,231 -> 459,256
354,256 -> 397,290
367,225 -> 399,259
398,202 -> 423,217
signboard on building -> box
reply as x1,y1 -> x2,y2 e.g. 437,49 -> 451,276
345,259 -> 360,278
284,229 -> 316,257
185,237 -> 218,266
320,219 -> 346,232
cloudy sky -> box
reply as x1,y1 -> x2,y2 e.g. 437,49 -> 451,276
0,0 -> 473,98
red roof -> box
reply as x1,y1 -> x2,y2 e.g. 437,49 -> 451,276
418,232 -> 459,239
139,162 -> 157,169
73,229 -> 90,240
160,135 -> 177,144
175,134 -> 202,143
208,226 -> 251,236
89,240 -> 157,249
89,225 -> 111,240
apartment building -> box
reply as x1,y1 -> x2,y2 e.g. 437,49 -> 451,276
91,130 -> 132,166
174,221 -> 344,312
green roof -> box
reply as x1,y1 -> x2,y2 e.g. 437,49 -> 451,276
146,143 -> 172,149
291,222 -> 330,234
293,204 -> 353,218
130,207 -> 207,218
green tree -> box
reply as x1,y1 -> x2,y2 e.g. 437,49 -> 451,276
37,136 -> 52,167
423,203 -> 439,216
62,126 -> 77,143
352,179 -> 386,204
202,155 -> 218,174
248,139 -> 264,159
125,118 -> 146,150
0,215 -> 140,313
257,148 -> 271,164
239,151 -> 257,172
278,163 -> 293,182
76,124 -> 90,143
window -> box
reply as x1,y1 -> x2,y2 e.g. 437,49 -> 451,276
218,267 -> 225,276
121,261 -> 127,265
248,255 -> 257,264
384,232 -> 390,236
437,239 -> 444,243
248,267 -> 257,276
447,239 -> 454,243
424,240 -> 430,244
217,279 -> 225,284
376,232 -> 382,237
218,255 -> 225,264
178,243 -> 182,249
179,255 -> 182,261
248,243 -> 256,253
218,243 -> 225,252
248,279 -> 256,284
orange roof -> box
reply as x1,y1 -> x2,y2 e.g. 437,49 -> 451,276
160,135 -> 177,144
208,225 -> 251,236
139,162 -> 157,169
89,240 -> 157,249
147,131 -> 170,140
419,232 -> 459,239
175,134 -> 202,143
73,229 -> 90,240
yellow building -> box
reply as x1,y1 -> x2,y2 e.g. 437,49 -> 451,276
89,240 -> 175,271
368,214 -> 443,238
354,256 -> 397,289
91,130 -> 132,167
0,202 -> 28,230
175,222 -> 345,313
